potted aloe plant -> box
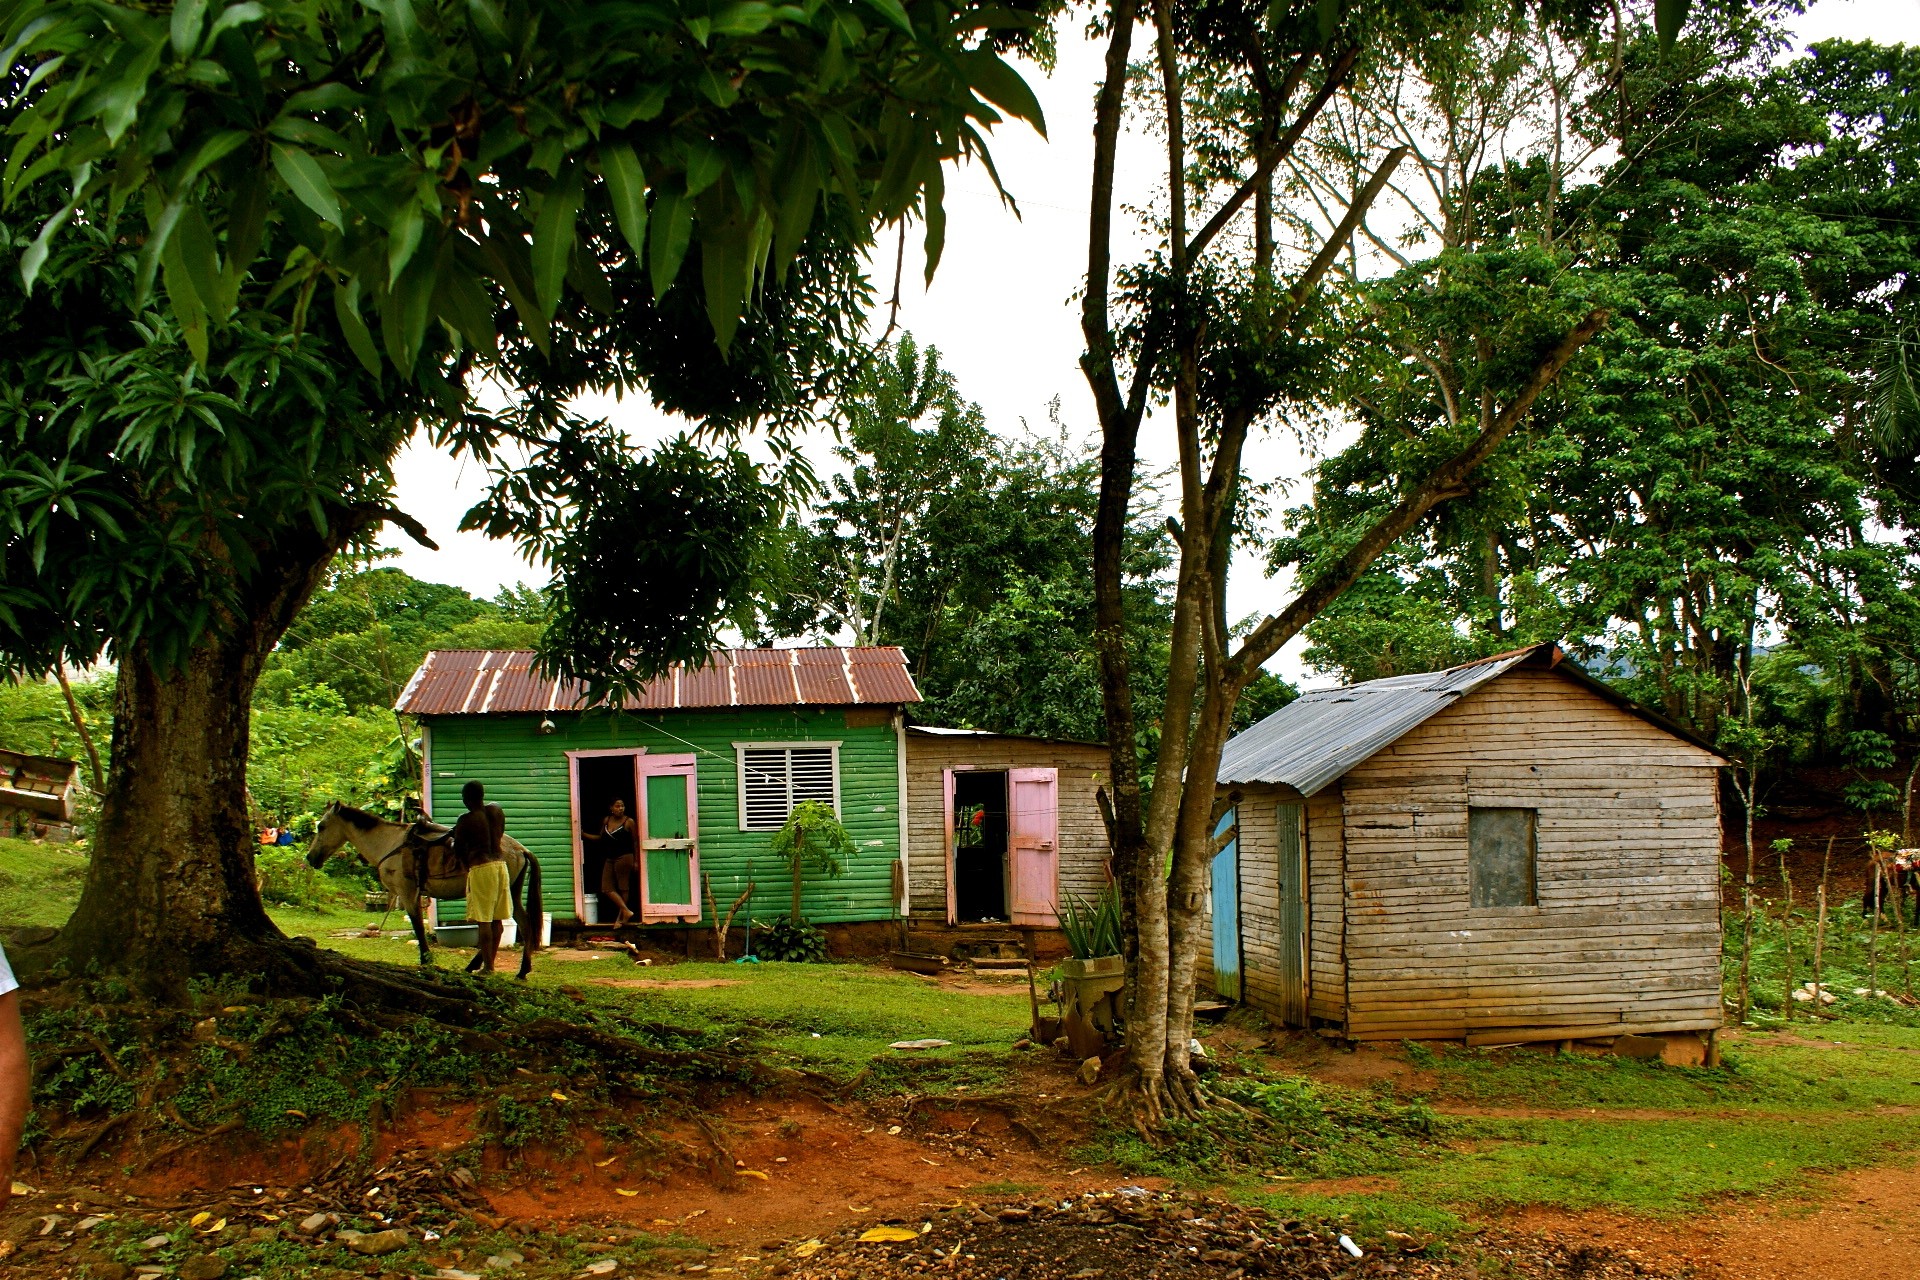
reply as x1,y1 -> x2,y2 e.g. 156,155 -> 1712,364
1055,883 -> 1124,1054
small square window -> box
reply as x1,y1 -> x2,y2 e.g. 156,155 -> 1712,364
1469,807 -> 1537,907
736,744 -> 839,830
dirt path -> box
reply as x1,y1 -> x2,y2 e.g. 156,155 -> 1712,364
1513,1160 -> 1920,1279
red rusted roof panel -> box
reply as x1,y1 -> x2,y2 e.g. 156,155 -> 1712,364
734,648 -> 801,706
395,647 -> 919,714
848,647 -> 922,704
627,668 -> 680,711
791,648 -> 853,704
676,653 -> 735,709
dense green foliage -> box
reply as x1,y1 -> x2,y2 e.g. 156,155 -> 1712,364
3,0 -> 1047,366
263,560 -> 544,713
1282,14 -> 1920,783
758,335 -> 1200,744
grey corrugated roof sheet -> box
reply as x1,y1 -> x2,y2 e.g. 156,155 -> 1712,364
1220,643 -> 1725,794
1219,647 -> 1544,795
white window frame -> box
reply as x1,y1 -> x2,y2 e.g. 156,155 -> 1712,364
734,741 -> 842,830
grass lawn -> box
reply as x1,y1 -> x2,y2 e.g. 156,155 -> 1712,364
0,835 -> 88,927
266,902 -> 1033,1083
8,838 -> 1920,1243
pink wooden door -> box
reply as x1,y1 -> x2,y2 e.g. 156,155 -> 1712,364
637,754 -> 699,921
1007,768 -> 1059,926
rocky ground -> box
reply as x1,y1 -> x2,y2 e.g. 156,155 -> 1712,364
3,1173 -> 1689,1280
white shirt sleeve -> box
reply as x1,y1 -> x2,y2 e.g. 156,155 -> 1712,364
0,940 -> 15,997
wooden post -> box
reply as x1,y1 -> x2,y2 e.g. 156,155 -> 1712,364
1779,848 -> 1795,1022
1869,862 -> 1884,999
1896,858 -> 1913,998
1813,836 -> 1833,1016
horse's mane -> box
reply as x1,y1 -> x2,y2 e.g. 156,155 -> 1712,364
331,803 -> 395,831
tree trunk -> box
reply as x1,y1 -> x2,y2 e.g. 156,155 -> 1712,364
55,526 -> 355,992
62,636 -> 279,985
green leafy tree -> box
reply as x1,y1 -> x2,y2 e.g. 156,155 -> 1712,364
761,347 -> 1180,745
1077,0 -> 1610,1124
0,0 -> 1044,992
260,561 -> 543,713
769,799 -> 855,925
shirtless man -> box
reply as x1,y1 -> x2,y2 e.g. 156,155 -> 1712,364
452,781 -> 510,972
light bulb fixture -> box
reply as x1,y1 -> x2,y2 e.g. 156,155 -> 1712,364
538,717 -> 557,735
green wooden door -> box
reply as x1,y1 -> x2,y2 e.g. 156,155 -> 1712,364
640,755 -> 699,920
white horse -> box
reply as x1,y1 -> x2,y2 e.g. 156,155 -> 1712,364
305,801 -> 543,979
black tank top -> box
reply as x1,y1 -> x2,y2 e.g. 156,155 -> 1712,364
600,820 -> 636,859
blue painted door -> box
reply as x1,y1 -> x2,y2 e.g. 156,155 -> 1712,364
1211,808 -> 1241,1002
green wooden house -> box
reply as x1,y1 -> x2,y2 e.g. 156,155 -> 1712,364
396,646 -> 922,930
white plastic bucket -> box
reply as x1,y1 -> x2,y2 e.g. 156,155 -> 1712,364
583,893 -> 601,925
501,913 -> 553,947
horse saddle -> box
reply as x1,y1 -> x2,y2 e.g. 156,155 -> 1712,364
404,819 -> 466,889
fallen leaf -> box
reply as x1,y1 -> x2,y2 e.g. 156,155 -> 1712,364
616,1189 -> 639,1197
847,1205 -> 872,1213
190,1211 -> 212,1227
859,1227 -> 919,1243
594,1157 -> 617,1168
551,1090 -> 569,1102
791,1240 -> 824,1258
285,1110 -> 308,1119
736,1169 -> 769,1181
202,1217 -> 227,1233
9,1182 -> 34,1196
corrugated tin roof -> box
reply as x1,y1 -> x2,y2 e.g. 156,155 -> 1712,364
1217,643 -> 1720,794
1218,648 -> 1541,795
394,646 -> 921,715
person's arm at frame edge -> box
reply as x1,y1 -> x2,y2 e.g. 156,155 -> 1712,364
0,989 -> 29,1210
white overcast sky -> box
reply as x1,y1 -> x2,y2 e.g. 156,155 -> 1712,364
380,0 -> 1920,688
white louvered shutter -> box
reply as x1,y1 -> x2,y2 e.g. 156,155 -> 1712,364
741,748 -> 793,829
789,747 -> 836,809
737,745 -> 839,829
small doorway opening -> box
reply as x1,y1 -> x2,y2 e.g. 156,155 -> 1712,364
575,753 -> 638,919
952,770 -> 1009,923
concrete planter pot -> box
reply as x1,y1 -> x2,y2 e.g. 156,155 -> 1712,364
1057,954 -> 1125,1058
1058,954 -> 1124,981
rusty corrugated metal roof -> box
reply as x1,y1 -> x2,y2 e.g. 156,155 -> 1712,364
394,646 -> 921,715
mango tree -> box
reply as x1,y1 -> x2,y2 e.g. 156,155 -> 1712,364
0,0 -> 1044,995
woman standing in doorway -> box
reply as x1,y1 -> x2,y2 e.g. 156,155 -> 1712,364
584,798 -> 640,927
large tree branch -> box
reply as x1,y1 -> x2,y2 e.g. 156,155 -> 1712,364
1185,46 -> 1359,265
1274,147 -> 1409,327
1230,308 -> 1611,679
1079,0 -> 1140,432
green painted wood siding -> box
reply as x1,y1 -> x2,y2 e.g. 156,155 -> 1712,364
423,708 -> 902,924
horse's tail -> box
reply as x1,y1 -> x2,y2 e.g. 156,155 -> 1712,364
524,852 -> 543,950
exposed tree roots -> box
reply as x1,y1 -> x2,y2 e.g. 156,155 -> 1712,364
10,930 -> 776,1183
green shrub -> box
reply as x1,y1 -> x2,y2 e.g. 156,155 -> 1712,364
752,916 -> 829,962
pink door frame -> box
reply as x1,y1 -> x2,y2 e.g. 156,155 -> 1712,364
566,748 -> 644,922
637,753 -> 700,922
941,765 -> 1059,926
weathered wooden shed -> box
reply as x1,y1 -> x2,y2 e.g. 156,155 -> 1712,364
900,726 -> 1112,954
397,646 -> 922,937
1207,644 -> 1726,1048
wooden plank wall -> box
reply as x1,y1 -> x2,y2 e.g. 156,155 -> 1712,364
1306,788 -> 1345,1022
902,734 -> 1112,921
1339,666 -> 1724,1041
1233,793 -> 1282,1016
